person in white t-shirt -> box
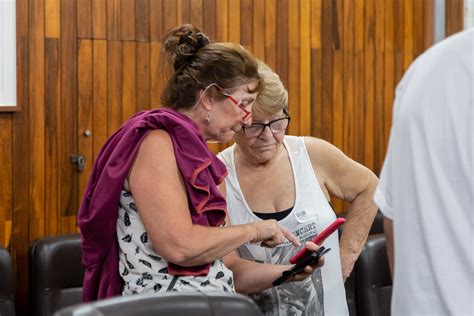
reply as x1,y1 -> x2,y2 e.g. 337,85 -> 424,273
374,28 -> 473,316
218,61 -> 379,315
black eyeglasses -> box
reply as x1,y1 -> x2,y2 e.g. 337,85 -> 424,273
241,109 -> 291,138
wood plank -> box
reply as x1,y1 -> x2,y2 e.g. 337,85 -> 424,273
299,0 -> 311,136
353,0 -> 364,163
150,42 -> 164,108
93,40 -> 108,158
163,0 -> 178,35
253,0 -> 265,60
393,0 -> 404,85
332,0 -> 344,150
215,0 -> 228,41
413,0 -> 424,58
403,0 -> 414,71
45,0 -> 61,38
121,0 -> 136,40
228,0 -> 241,43
203,0 -> 216,39
60,0 -> 79,233
363,0 -> 374,170
12,35 -> 30,316
150,0 -> 164,42
310,0 -> 322,138
181,0 -> 191,23
45,38 -> 61,235
264,0 -> 277,69
241,0 -> 253,48
276,0 -> 289,89
136,0 -> 150,41
107,0 -> 121,40
12,3 -> 29,309
342,0 -> 354,158
177,0 -> 183,25
77,40 -> 94,202
11,2 -> 28,313
320,0 -> 333,142
122,41 -> 137,120
374,0 -> 385,174
108,41 -> 123,134
288,0 -> 300,135
17,0 -> 29,37
190,0 -> 203,30
77,0 -> 92,38
0,115 -> 13,246
445,0 -> 464,36
423,0 -> 434,49
384,0 -> 395,154
28,0 -> 46,241
92,0 -> 107,39
136,42 -> 151,112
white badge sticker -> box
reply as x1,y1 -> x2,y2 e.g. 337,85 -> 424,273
294,209 -> 316,222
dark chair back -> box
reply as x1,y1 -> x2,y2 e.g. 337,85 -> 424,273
355,234 -> 392,316
0,246 -> 15,316
54,292 -> 263,316
29,234 -> 84,316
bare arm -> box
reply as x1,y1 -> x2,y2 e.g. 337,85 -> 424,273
224,242 -> 324,294
129,130 -> 297,267
384,217 -> 394,278
305,137 -> 379,281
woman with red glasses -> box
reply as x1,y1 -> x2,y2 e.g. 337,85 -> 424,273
78,24 -> 324,302
218,62 -> 379,315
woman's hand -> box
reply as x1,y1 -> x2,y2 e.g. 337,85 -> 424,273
290,242 -> 325,281
249,219 -> 301,248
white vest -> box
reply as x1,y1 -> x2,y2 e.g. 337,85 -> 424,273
219,136 -> 348,316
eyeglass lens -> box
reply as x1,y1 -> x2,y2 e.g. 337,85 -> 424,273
244,117 -> 289,137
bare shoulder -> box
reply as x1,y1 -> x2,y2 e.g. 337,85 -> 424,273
140,129 -> 173,152
303,136 -> 347,166
129,129 -> 178,185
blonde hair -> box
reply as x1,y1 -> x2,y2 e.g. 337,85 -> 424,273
254,61 -> 288,116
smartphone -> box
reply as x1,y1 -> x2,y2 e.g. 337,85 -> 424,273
273,246 -> 331,286
289,218 -> 346,264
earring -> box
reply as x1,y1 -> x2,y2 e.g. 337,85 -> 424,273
205,111 -> 211,124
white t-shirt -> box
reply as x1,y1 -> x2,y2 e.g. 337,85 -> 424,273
219,136 -> 348,316
374,28 -> 473,316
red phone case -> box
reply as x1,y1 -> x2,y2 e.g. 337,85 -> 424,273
289,218 -> 346,264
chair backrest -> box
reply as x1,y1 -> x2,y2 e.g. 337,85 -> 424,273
0,246 -> 15,316
355,234 -> 392,316
29,234 -> 84,316
54,292 -> 263,316
344,268 -> 357,316
368,211 -> 385,235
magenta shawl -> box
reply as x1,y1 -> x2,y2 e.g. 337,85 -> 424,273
78,108 -> 228,301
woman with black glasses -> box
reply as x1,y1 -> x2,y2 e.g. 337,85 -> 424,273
218,62 -> 379,315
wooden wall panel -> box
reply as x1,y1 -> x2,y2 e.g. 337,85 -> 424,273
2,0 -> 463,312
45,38 -> 61,236
121,0 -> 136,41
28,0 -> 46,242
59,0 -> 78,235
92,0 -> 107,39
93,40 -> 108,157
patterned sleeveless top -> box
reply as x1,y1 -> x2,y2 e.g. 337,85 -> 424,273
116,188 -> 235,295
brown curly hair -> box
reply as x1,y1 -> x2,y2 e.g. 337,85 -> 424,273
161,24 -> 261,110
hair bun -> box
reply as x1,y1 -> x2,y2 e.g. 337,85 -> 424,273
163,24 -> 210,70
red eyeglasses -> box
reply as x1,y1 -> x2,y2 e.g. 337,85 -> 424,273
206,83 -> 252,122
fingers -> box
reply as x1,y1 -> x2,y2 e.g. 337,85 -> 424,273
304,241 -> 319,252
279,225 -> 301,247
